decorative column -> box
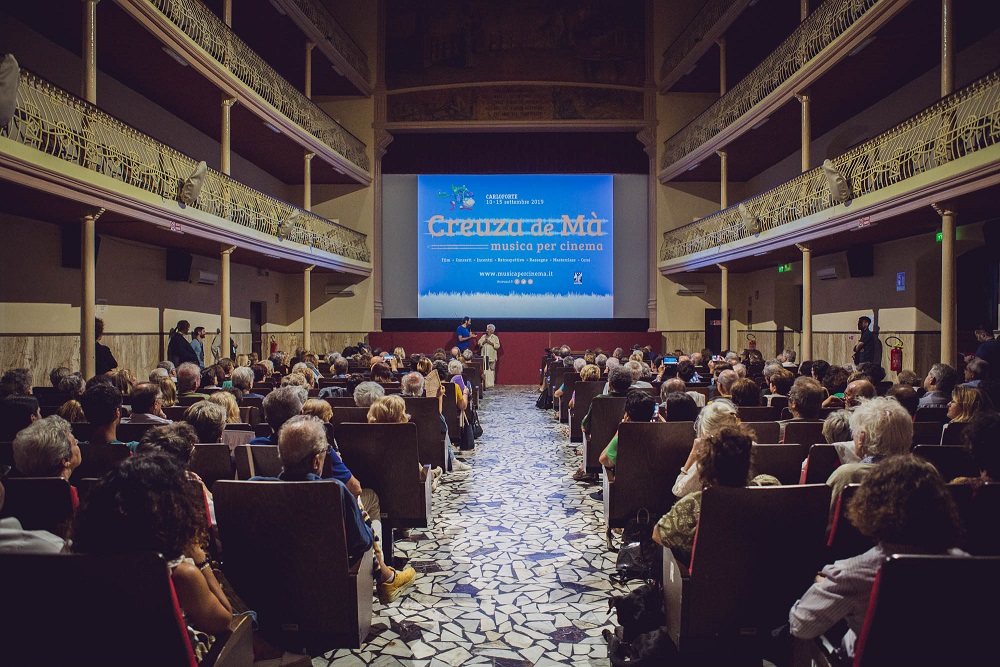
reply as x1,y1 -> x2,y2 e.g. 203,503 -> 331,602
223,0 -> 232,26
718,150 -> 728,210
82,0 -> 99,103
719,264 -> 730,352
220,245 -> 235,360
639,127 -> 658,332
303,153 -> 315,211
303,265 -> 314,352
801,0 -> 810,20
80,209 -> 104,378
797,243 -> 812,361
717,37 -> 727,96
372,0 -> 389,332
221,97 -> 236,175
934,205 -> 956,364
304,42 -> 315,99
796,92 -> 811,172
941,0 -> 954,96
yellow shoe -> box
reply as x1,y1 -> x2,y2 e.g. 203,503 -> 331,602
377,566 -> 416,604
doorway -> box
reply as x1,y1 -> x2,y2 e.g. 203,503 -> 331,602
250,301 -> 265,359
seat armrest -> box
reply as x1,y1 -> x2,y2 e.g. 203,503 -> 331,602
203,612 -> 254,667
602,468 -> 611,526
422,464 -> 433,526
662,546 -> 686,646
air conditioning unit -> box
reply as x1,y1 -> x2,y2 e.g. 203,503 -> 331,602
196,270 -> 219,285
817,266 -> 840,281
676,284 -> 708,296
324,284 -> 355,298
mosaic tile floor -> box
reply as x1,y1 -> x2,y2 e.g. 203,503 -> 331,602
317,385 -> 624,666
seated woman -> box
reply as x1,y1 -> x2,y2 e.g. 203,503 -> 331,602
371,362 -> 394,384
70,453 -> 235,648
568,363 -> 602,410
729,378 -> 761,407
672,399 -> 741,498
11,415 -> 82,506
946,384 -> 983,423
662,391 -> 700,423
136,422 -> 215,524
207,390 -> 241,425
952,409 -> 1000,487
367,395 -> 443,487
653,424 -> 777,563
790,456 -> 964,661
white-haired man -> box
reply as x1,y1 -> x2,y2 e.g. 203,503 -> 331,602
477,324 -> 501,387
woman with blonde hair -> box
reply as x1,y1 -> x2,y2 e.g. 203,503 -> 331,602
393,347 -> 406,362
367,395 -> 443,487
57,399 -> 87,423
113,368 -> 137,398
158,377 -> 178,407
207,391 -> 240,424
302,398 -> 333,423
946,385 -> 983,423
234,354 -> 250,368
672,398 -> 743,498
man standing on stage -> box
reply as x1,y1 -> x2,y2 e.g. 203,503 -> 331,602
478,324 -> 501,387
456,316 -> 474,353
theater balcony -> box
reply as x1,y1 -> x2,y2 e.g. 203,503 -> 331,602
0,69 -> 372,275
657,69 -> 1000,275
658,0 -> 915,182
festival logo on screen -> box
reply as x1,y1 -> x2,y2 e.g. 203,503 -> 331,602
438,185 -> 475,210
417,174 -> 613,319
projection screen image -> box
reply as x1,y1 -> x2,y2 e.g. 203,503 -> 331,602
417,174 -> 614,319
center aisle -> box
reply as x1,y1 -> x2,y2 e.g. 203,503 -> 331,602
321,385 -> 617,666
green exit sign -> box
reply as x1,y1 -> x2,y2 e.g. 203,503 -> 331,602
778,263 -> 793,273
936,231 -> 943,242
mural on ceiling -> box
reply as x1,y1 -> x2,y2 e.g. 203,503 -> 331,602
385,0 -> 645,123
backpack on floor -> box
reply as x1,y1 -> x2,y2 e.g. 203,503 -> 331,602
606,626 -> 677,666
613,509 -> 662,585
608,583 -> 665,642
535,390 -> 553,410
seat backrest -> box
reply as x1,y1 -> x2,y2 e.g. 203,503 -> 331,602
826,483 -> 873,560
853,554 -> 1000,667
749,444 -> 803,485
0,476 -> 76,537
912,445 -> 978,482
213,481 -> 370,650
585,396 -> 627,471
802,444 -> 841,484
737,406 -> 779,422
324,396 -> 358,408
191,443 -> 235,491
913,406 -> 949,423
966,483 -> 1000,555
558,372 -> 582,420
911,421 -> 943,447
549,365 -> 568,398
742,421 -> 780,445
331,407 -> 370,427
402,397 -> 448,470
234,444 -> 282,480
333,422 -> 429,526
609,422 -> 693,526
117,422 -> 155,442
768,395 -> 789,411
0,552 -> 197,666
440,382 -> 461,443
178,395 -> 202,406
939,421 -> 967,445
0,440 -> 14,471
71,439 -> 131,482
686,484 -> 831,642
71,422 -> 95,442
163,406 -> 188,421
242,396 -> 264,408
781,420 -> 825,448
570,381 -> 605,442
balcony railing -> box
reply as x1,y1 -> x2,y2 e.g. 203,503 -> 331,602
282,0 -> 370,86
3,69 -> 371,263
142,0 -> 370,173
660,70 -> 1000,263
661,0 -> 886,174
659,0 -> 749,91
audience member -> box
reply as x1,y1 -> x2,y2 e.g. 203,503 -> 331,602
249,386 -> 304,446
183,401 -> 226,444
123,382 -> 171,424
158,377 -> 178,407
662,391 -> 700,422
0,368 -> 32,398
12,415 -> 81,488
967,324 -> 1000,366
49,366 -> 71,389
826,396 -> 913,506
653,424 -> 778,564
729,378 -> 760,407
885,383 -> 919,417
673,399 -> 741,498
74,383 -> 131,480
57,400 -> 86,423
230,366 -> 262,400
58,373 -> 85,398
790,456 -> 964,661
919,363 -> 960,408
176,362 -> 208,399
599,391 -> 657,473
208,391 -> 241,424
962,358 -> 989,387
785,377 -> 824,420
952,410 -> 1000,487
946,384 -> 983,423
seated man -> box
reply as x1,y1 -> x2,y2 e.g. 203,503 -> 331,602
73,383 -> 133,480
121,382 -> 171,424
249,386 -> 304,446
12,415 -> 82,506
249,415 -> 416,604
823,379 -> 877,410
354,381 -> 385,408
230,366 -> 263,400
626,360 -> 653,390
764,368 -> 795,407
778,377 -> 825,442
599,391 -> 657,480
176,362 -> 208,400
919,363 -> 960,408
581,366 -> 633,435
885,383 -> 919,418
713,369 -> 739,401
331,356 -> 350,379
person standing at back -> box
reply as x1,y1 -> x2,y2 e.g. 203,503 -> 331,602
167,320 -> 200,368
852,316 -> 878,366
455,316 -> 474,353
190,327 -> 207,369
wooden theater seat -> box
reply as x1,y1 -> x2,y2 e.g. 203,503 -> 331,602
583,396 -> 627,474
213,481 -> 374,652
800,444 -> 841,484
570,381 -> 605,443
749,444 -> 803,485
233,444 -> 282,480
0,476 -> 76,538
402,396 -> 449,471
190,443 -> 235,491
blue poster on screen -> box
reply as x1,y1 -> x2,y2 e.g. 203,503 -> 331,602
417,174 -> 614,319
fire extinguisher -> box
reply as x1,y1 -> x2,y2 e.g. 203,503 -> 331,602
269,335 -> 277,356
746,333 -> 757,351
886,336 -> 903,372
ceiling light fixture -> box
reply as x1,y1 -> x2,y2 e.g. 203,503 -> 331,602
162,47 -> 189,67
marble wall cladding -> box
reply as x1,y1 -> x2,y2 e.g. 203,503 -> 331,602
661,331 -> 704,356
0,335 -> 79,387
811,331 -> 941,380
735,330 -> 800,360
